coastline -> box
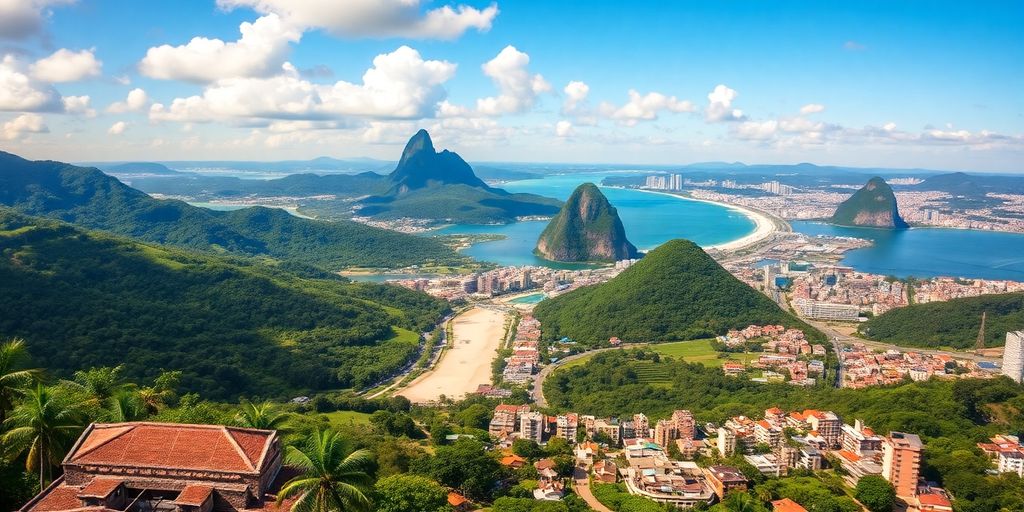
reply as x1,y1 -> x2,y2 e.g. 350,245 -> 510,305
616,187 -> 784,252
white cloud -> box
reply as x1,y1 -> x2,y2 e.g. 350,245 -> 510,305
555,120 -> 574,137
139,14 -> 300,83
30,48 -> 101,82
217,0 -> 497,40
62,95 -> 94,116
0,0 -> 74,40
562,80 -> 589,114
599,89 -> 695,126
799,103 -> 825,115
705,84 -> 745,122
107,120 -> 127,135
2,113 -> 48,139
0,54 -> 62,111
107,88 -> 149,113
150,46 -> 455,123
843,40 -> 867,51
475,45 -> 550,115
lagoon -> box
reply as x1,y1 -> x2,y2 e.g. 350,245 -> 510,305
437,172 -> 756,268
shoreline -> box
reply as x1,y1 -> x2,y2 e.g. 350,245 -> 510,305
614,187 -> 784,252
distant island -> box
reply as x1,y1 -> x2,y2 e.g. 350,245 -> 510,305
357,130 -> 561,224
830,176 -> 908,229
534,182 -> 638,262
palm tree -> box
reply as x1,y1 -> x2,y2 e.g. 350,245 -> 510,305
0,339 -> 42,425
2,384 -> 87,489
235,400 -> 289,430
277,430 -> 373,512
723,491 -> 768,512
104,390 -> 147,422
72,365 -> 127,405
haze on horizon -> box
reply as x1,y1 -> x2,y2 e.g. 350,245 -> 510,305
0,0 -> 1021,172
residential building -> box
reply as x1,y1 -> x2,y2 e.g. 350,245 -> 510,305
654,419 -> 678,448
594,418 -> 622,446
883,432 -> 924,498
744,454 -> 785,477
556,413 -> 578,441
793,298 -> 860,321
842,419 -> 883,455
521,411 -> 546,444
672,410 -> 696,440
806,410 -> 842,448
703,466 -> 749,499
622,456 -> 715,508
633,413 -> 650,438
717,428 -> 737,457
19,422 -> 282,512
1003,331 -> 1024,383
771,498 -> 808,512
754,420 -> 783,449
593,460 -> 618,483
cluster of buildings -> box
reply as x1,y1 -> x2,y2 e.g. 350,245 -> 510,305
643,174 -> 684,191
717,325 -> 826,386
502,315 -> 542,385
390,263 -> 631,301
977,434 -> 1024,476
840,343 -> 995,389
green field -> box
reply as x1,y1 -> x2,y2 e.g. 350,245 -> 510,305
323,410 -> 372,427
650,339 -> 759,367
558,339 -> 757,371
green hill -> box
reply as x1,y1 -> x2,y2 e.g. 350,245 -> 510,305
830,177 -> 908,228
533,239 -> 820,345
0,208 -> 450,399
357,130 -> 561,223
534,182 -> 638,262
859,292 -> 1024,349
0,151 -> 464,270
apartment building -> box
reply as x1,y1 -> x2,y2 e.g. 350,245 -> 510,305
882,432 -> 924,498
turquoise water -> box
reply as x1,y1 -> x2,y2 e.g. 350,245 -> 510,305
437,172 -> 756,268
792,221 -> 1024,281
508,292 -> 548,304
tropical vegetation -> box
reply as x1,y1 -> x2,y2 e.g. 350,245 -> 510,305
860,292 -> 1024,348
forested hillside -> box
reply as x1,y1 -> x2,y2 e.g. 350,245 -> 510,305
0,151 -> 464,270
534,239 -> 821,345
860,292 -> 1024,348
0,208 -> 450,399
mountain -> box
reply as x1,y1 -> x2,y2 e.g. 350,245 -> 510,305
534,182 -> 638,262
830,176 -> 909,228
126,171 -> 388,199
0,151 -> 464,270
99,162 -> 184,175
533,239 -> 821,345
860,292 -> 1024,349
0,208 -> 450,399
357,130 -> 561,223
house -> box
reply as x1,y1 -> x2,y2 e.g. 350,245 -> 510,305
771,498 -> 808,512
19,422 -> 284,512
593,460 -> 618,483
447,492 -> 471,511
703,466 -> 749,499
499,453 -> 527,469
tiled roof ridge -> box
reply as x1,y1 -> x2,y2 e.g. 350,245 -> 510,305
69,424 -> 136,462
222,426 -> 257,472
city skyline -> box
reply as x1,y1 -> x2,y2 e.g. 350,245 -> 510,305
0,1 -> 1022,171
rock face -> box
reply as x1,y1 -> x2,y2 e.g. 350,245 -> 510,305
534,183 -> 638,262
830,177 -> 909,229
385,129 -> 488,194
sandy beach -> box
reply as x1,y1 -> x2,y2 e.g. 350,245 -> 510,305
624,188 -> 780,252
397,306 -> 507,403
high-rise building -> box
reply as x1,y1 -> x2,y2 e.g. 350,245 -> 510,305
808,411 -> 842,448
1002,331 -> 1024,383
672,410 -> 696,440
520,411 -> 546,443
654,419 -> 677,447
556,413 -> 578,441
717,429 -> 737,457
882,432 -> 923,498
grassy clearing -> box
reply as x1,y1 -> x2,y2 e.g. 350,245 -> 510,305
323,410 -> 372,427
651,339 -> 759,367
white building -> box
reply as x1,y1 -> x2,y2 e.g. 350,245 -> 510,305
1002,331 -> 1024,383
520,411 -> 546,443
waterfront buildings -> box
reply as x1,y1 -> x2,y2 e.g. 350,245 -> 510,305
792,298 -> 860,321
1002,331 -> 1024,383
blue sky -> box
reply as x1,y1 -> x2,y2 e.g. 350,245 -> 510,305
1,0 -> 1021,171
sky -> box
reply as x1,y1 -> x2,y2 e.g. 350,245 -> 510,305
0,0 -> 1022,171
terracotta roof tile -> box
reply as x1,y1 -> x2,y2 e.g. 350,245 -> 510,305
69,423 -> 271,473
447,492 -> 468,506
174,485 -> 213,506
29,485 -> 84,512
771,498 -> 808,512
78,478 -> 122,499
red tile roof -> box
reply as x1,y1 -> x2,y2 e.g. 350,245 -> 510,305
78,478 -> 123,499
447,492 -> 468,507
28,484 -> 84,512
174,485 -> 213,506
772,498 -> 808,512
918,493 -> 952,507
67,423 -> 273,473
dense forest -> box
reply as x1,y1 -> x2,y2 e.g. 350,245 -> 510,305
534,239 -> 823,345
0,209 -> 450,399
859,292 -> 1024,348
0,151 -> 466,270
544,348 -> 1024,511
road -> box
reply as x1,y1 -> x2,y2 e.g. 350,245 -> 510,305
532,345 -> 641,407
573,466 -> 612,512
